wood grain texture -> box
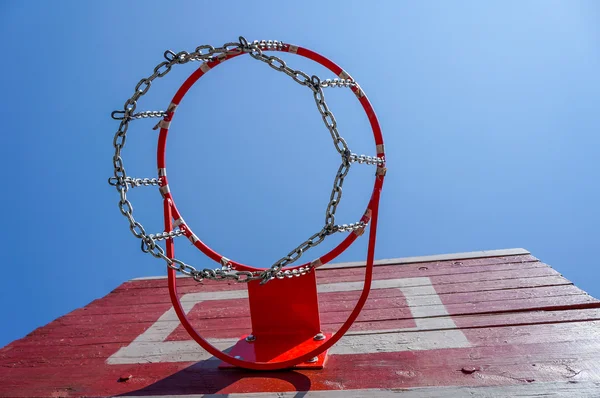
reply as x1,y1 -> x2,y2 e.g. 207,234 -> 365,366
1,252 -> 599,397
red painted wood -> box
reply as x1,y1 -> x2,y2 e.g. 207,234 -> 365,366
2,338 -> 599,395
10,275 -> 578,344
8,273 -> 579,341
91,260 -> 553,305
114,254 -> 539,291
158,294 -> 598,338
13,289 -> 597,348
1,254 -> 599,397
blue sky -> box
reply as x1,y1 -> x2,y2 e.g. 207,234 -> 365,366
1,1 -> 599,348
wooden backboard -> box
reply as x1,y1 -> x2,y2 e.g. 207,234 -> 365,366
1,248 -> 599,397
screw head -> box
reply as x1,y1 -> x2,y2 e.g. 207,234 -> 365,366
306,356 -> 318,363
314,332 -> 326,341
234,355 -> 243,360
245,334 -> 256,342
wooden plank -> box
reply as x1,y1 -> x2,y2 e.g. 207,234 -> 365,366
22,275 -> 576,336
9,279 -> 595,350
5,318 -> 600,364
10,282 -> 594,344
167,285 -> 592,325
74,263 -> 558,309
12,299 -> 600,349
36,272 -> 575,334
128,250 -> 533,281
349,307 -> 600,333
50,287 -> 594,328
115,257 -> 539,290
1,338 -> 600,396
3,338 -> 599,394
97,381 -> 600,397
3,325 -> 600,372
156,294 -> 599,337
319,249 -> 533,270
428,275 -> 571,294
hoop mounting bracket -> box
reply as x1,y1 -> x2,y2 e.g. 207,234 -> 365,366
219,271 -> 331,369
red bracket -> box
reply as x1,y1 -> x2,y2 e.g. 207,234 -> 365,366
219,272 -> 330,369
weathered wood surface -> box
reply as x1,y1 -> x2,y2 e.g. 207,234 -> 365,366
123,382 -> 600,398
1,251 -> 599,397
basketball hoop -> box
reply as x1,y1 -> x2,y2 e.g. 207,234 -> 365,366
109,37 -> 386,370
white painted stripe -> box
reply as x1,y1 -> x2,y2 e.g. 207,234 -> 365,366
288,45 -> 298,54
159,185 -> 170,195
106,277 -> 470,365
354,85 -> 365,98
338,70 -> 351,80
200,62 -> 211,73
352,227 -> 365,236
131,248 -> 530,281
330,329 -> 469,355
122,381 -> 600,397
188,233 -> 199,244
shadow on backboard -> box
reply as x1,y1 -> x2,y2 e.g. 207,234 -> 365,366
119,358 -> 313,397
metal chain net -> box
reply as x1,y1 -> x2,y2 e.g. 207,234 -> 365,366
109,37 -> 384,284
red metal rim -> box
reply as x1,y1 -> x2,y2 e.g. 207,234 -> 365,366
157,43 -> 385,272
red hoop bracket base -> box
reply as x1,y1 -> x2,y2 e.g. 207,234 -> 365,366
219,271 -> 331,369
219,333 -> 332,370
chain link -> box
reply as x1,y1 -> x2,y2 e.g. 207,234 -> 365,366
333,221 -> 366,233
150,230 -> 186,241
111,110 -> 169,121
108,177 -> 162,189
126,177 -> 162,187
323,153 -> 352,229
263,227 -> 329,283
237,38 -> 360,283
320,78 -> 356,88
131,110 -> 169,119
165,257 -> 264,283
109,39 -> 252,283
110,37 -> 375,285
272,265 -> 313,280
239,39 -> 350,155
349,153 -> 385,166
243,40 -> 313,87
125,177 -> 161,187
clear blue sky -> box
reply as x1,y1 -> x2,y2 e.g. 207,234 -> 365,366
1,1 -> 599,348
